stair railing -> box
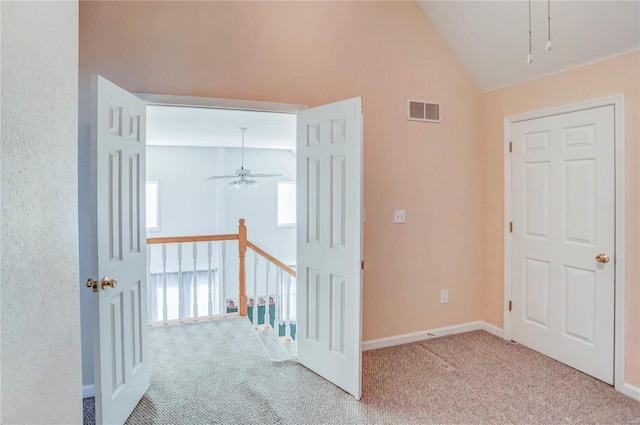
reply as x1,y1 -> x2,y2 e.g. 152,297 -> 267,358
246,238 -> 297,341
146,219 -> 296,331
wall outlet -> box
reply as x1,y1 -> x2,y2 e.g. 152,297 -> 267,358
394,210 -> 406,223
440,289 -> 449,304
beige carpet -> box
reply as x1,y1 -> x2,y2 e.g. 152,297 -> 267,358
363,331 -> 639,423
83,317 -> 640,424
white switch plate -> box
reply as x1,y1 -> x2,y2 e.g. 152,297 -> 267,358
440,289 -> 449,304
394,210 -> 406,224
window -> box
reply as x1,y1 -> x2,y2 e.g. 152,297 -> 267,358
146,181 -> 160,231
277,182 -> 296,227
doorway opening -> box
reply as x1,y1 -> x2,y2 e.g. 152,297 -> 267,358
145,104 -> 299,342
83,80 -> 364,423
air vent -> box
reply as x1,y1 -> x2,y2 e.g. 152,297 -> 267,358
407,99 -> 441,123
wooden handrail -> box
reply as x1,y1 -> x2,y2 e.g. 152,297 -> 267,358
247,241 -> 296,278
147,234 -> 239,245
145,219 -> 295,319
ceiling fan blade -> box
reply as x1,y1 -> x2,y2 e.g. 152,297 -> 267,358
246,173 -> 282,178
205,175 -> 238,180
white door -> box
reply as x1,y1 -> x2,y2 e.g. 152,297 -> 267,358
296,97 -> 363,399
511,105 -> 615,383
92,75 -> 150,424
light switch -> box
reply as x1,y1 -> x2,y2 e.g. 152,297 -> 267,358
394,210 -> 406,224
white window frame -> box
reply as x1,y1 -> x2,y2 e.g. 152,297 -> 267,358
146,180 -> 160,232
276,181 -> 296,228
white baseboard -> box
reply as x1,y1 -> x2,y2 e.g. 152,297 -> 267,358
618,382 -> 640,402
362,321 -> 501,351
481,321 -> 504,338
83,384 -> 95,399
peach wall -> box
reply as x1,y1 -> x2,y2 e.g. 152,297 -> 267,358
481,51 -> 640,387
79,0 -> 483,345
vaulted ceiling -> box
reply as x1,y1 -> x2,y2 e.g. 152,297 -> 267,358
418,0 -> 640,92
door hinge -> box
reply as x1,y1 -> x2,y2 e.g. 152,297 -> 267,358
509,300 -> 512,312
509,141 -> 512,152
361,260 -> 365,270
509,222 -> 513,233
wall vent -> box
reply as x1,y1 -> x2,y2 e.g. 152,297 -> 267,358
407,99 -> 441,123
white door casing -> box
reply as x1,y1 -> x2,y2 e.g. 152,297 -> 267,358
510,105 -> 615,384
296,97 -> 363,399
92,75 -> 150,424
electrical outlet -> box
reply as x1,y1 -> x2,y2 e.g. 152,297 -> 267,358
440,289 -> 449,304
394,210 -> 406,224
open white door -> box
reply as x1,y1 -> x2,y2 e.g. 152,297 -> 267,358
296,97 -> 363,399
91,75 -> 149,424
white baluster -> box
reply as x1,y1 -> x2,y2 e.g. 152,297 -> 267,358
221,240 -> 227,316
253,251 -> 258,328
178,243 -> 184,322
192,242 -> 198,320
214,269 -> 219,315
285,273 -> 292,343
162,244 -> 168,323
147,244 -> 152,324
275,268 -> 281,337
264,261 -> 271,330
207,241 -> 213,317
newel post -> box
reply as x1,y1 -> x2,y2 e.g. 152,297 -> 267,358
238,218 -> 248,316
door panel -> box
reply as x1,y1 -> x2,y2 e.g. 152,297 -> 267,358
511,105 -> 614,384
93,75 -> 149,424
524,258 -> 550,328
296,97 -> 363,399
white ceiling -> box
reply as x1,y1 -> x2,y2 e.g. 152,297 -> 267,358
146,105 -> 297,150
418,0 -> 640,92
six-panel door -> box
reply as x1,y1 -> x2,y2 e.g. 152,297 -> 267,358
511,105 -> 615,384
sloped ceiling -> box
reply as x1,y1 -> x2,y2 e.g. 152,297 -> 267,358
418,1 -> 640,92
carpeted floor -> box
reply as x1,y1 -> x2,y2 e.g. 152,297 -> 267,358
83,317 -> 640,424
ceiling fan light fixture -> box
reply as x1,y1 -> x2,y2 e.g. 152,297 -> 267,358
527,0 -> 533,64
229,179 -> 258,190
206,127 -> 281,188
546,0 -> 552,51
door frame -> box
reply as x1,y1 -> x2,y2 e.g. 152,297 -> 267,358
135,93 -> 308,114
136,91 -> 307,319
503,95 -> 627,394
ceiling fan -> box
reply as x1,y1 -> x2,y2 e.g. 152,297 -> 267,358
206,127 -> 281,189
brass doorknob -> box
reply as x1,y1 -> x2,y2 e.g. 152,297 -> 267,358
101,277 -> 117,289
595,253 -> 610,264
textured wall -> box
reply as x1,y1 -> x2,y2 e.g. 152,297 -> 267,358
481,51 -> 640,387
1,2 -> 81,423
